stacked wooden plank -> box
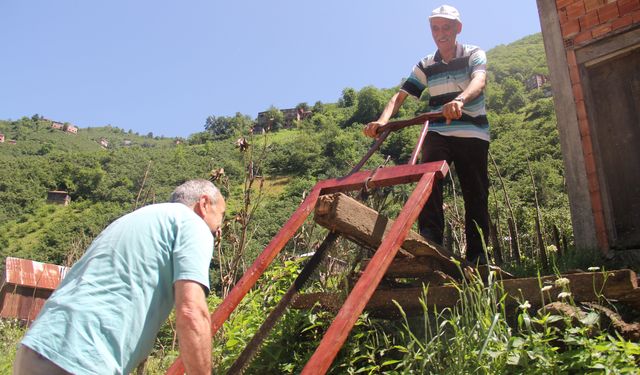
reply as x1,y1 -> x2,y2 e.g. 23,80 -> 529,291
293,193 -> 640,316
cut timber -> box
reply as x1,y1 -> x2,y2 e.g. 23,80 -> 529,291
293,270 -> 640,317
314,193 -> 512,280
314,193 -> 469,277
365,256 -> 445,278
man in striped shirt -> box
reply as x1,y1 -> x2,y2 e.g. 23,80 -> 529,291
364,4 -> 490,264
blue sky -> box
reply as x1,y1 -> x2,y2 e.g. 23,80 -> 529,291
1,1 -> 542,138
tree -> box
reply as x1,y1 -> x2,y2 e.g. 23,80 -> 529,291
263,106 -> 284,131
339,87 -> 357,108
312,101 -> 325,113
204,113 -> 253,138
295,102 -> 310,112
502,77 -> 527,113
348,86 -> 387,127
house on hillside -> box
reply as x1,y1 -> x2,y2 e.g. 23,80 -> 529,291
0,257 -> 69,322
47,118 -> 79,134
537,0 -> 640,262
0,134 -> 4,143
256,107 -> 312,129
47,191 -> 71,206
99,137 -> 109,148
525,74 -> 550,90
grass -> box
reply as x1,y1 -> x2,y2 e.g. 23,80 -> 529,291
0,319 -> 25,374
0,263 -> 640,375
381,270 -> 640,374
2,254 -> 639,374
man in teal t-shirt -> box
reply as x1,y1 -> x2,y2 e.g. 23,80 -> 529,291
14,179 -> 225,375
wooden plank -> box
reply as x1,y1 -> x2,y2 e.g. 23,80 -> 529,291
575,28 -> 640,66
362,257 -> 457,286
617,288 -> 640,311
293,270 -> 639,315
314,193 -> 470,278
364,256 -> 443,278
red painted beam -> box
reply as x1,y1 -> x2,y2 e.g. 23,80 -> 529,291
166,161 -> 449,375
409,120 -> 429,166
318,161 -> 447,195
300,170 -> 440,375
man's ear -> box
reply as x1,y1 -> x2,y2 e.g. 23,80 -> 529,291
194,195 -> 208,218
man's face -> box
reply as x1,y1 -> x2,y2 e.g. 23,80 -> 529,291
203,196 -> 226,234
430,17 -> 460,52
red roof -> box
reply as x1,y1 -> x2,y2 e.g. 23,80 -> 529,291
3,257 -> 69,290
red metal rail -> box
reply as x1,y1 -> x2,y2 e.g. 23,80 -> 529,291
300,169 -> 441,374
166,113 -> 444,375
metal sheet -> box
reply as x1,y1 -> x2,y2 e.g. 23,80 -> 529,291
3,257 -> 69,290
1,257 -> 69,321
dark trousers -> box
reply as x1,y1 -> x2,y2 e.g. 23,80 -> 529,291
418,132 -> 490,260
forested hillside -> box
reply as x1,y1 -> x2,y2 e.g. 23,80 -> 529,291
0,33 -> 567,274
5,33 -> 635,374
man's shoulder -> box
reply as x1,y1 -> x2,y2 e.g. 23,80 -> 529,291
461,43 -> 485,55
133,202 -> 191,217
417,52 -> 438,68
120,203 -> 202,231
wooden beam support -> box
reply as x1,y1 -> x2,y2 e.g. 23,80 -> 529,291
293,270 -> 639,316
363,256 -> 443,278
314,192 -> 470,278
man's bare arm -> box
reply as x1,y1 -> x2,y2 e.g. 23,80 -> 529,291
363,91 -> 409,138
175,280 -> 211,375
442,71 -> 486,124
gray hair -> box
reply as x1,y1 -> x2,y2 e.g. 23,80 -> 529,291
170,179 -> 221,206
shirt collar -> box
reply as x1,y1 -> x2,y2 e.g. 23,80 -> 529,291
434,42 -> 462,63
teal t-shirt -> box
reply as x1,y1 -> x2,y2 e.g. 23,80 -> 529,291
21,203 -> 214,375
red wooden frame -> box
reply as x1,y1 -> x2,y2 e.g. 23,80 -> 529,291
167,113 -> 446,374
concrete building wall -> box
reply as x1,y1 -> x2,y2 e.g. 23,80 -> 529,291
537,0 -> 640,258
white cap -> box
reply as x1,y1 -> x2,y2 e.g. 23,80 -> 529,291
429,4 -> 462,24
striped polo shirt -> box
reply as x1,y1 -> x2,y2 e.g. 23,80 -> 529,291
400,43 -> 489,141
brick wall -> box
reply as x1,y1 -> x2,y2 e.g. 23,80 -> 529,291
558,0 -> 640,47
555,0 -> 640,250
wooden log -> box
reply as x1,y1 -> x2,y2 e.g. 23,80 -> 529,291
363,257 -> 443,278
292,270 -> 639,316
361,258 -> 457,286
314,193 -> 470,278
314,193 -> 513,280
